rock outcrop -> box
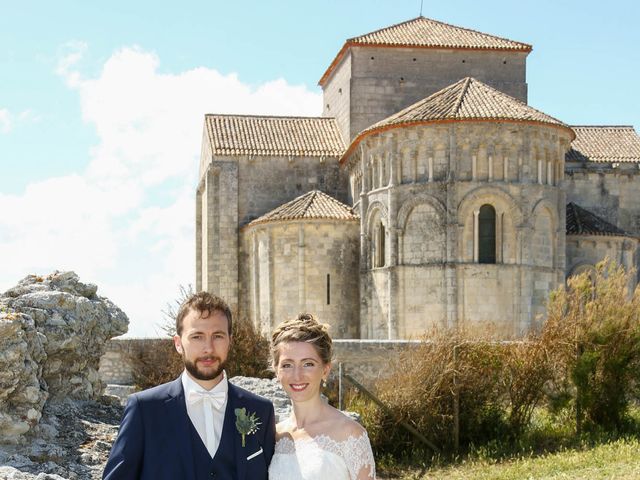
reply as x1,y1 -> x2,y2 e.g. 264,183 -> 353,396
0,271 -> 128,444
0,312 -> 47,444
230,376 -> 292,422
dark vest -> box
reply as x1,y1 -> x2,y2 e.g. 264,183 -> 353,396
188,416 -> 237,480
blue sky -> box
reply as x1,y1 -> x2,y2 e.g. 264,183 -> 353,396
1,0 -> 638,336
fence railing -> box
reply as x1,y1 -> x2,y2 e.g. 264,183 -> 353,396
338,363 -> 441,454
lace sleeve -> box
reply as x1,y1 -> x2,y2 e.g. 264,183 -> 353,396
343,432 -> 376,480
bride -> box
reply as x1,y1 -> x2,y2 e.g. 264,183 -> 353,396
268,313 -> 376,480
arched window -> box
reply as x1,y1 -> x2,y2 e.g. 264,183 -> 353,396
374,222 -> 386,268
478,204 -> 496,264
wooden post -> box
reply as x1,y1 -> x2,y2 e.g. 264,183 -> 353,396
338,362 -> 343,411
576,343 -> 583,436
453,344 -> 460,452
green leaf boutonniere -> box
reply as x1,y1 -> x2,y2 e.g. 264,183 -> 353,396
235,408 -> 261,447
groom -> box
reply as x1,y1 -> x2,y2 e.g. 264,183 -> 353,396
103,292 -> 275,480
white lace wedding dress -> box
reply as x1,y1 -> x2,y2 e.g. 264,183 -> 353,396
268,432 -> 376,480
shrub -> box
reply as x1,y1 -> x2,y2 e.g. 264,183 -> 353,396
226,318 -> 273,379
127,338 -> 183,391
546,259 -> 640,432
351,329 -> 510,458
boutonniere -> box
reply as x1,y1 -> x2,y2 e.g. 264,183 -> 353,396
235,408 -> 261,447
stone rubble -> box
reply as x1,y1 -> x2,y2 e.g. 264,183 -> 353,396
0,272 -> 128,480
229,376 -> 293,422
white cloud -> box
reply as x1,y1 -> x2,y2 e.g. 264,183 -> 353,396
0,44 -> 322,337
0,108 -> 42,134
0,109 -> 12,133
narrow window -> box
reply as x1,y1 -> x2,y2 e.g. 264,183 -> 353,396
478,204 -> 496,264
374,222 -> 386,268
326,274 -> 330,305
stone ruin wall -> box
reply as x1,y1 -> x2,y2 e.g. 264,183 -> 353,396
99,337 -> 419,389
0,271 -> 128,444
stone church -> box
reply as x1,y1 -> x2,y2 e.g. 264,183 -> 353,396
196,16 -> 640,339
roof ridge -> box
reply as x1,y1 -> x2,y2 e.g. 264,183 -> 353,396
205,113 -> 336,121
472,78 -> 568,125
571,125 -> 636,129
568,202 -> 583,234
349,16 -> 531,49
301,190 -> 318,217
347,16 -> 424,42
452,77 -> 472,116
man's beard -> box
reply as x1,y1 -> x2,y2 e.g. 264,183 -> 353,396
183,355 -> 227,381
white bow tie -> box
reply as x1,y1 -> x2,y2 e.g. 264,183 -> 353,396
187,389 -> 226,457
187,390 -> 226,410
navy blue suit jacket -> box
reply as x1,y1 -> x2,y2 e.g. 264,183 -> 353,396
102,377 -> 276,480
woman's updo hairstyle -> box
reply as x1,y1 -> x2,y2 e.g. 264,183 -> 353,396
271,313 -> 333,366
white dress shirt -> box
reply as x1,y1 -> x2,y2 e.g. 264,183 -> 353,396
181,370 -> 229,458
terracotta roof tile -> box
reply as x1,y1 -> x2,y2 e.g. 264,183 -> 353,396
342,77 -> 571,162
566,202 -> 630,237
205,115 -> 346,157
372,77 -> 566,128
351,16 -> 531,51
566,126 -> 640,163
248,190 -> 359,226
320,16 -> 531,86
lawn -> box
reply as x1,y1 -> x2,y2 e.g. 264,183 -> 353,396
379,438 -> 640,480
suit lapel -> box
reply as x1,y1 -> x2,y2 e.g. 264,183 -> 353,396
227,384 -> 247,480
164,377 -> 196,479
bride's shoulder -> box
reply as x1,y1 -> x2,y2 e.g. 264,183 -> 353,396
275,418 -> 293,440
323,407 -> 368,442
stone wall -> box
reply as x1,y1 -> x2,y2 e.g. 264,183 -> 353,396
565,167 -> 640,237
197,152 -> 350,315
566,235 -> 639,284
322,50 -> 352,145
240,219 -> 360,338
99,338 -> 418,388
98,338 -> 165,385
324,46 -> 528,141
346,122 -> 572,339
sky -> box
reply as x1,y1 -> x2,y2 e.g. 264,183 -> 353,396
1,0 -> 638,337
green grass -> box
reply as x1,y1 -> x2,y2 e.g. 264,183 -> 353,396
380,438 -> 640,479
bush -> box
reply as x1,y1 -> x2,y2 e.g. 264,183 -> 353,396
546,259 -> 640,432
226,318 -> 273,379
127,338 -> 183,391
351,329 -> 510,458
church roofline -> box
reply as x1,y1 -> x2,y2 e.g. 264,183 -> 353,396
319,16 -> 532,87
340,77 -> 574,165
204,114 -> 346,157
244,190 -> 359,227
566,202 -> 634,238
566,125 -> 640,163
340,118 -> 574,165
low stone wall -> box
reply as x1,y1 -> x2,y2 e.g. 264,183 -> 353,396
332,339 -> 420,385
99,338 -> 168,385
99,338 -> 419,388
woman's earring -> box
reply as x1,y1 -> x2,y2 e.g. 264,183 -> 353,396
322,379 -> 327,388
